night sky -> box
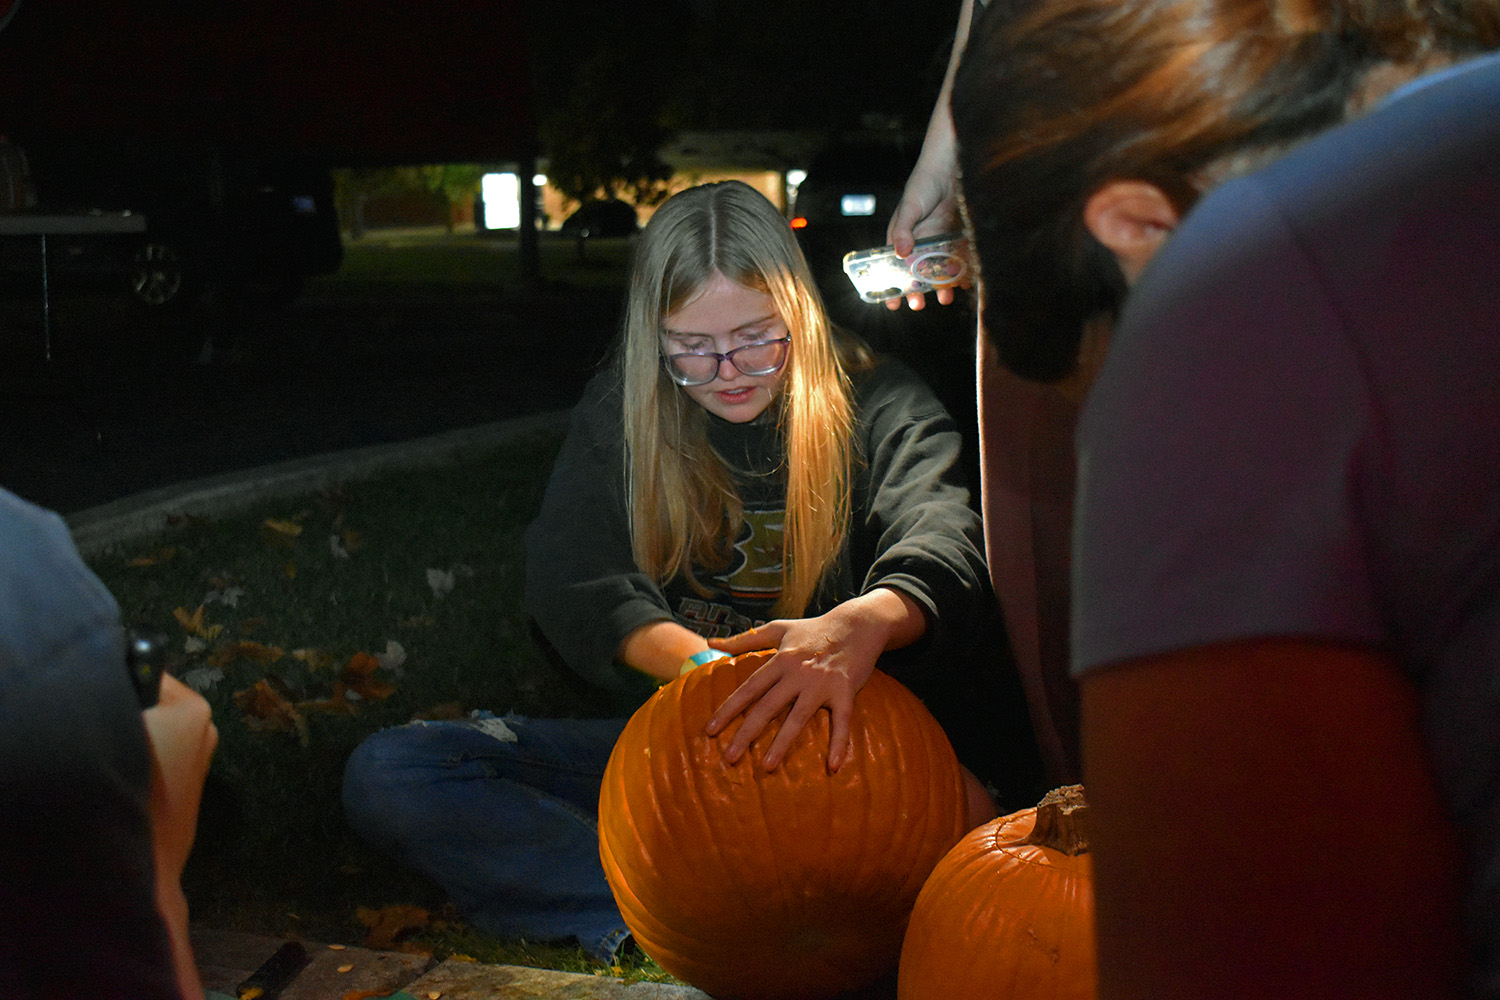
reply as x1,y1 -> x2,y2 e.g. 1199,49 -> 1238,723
0,0 -> 959,168
0,0 -> 535,164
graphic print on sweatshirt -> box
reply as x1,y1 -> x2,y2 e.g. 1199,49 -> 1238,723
673,504 -> 784,639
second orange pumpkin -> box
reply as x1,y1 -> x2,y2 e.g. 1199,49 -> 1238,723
898,784 -> 1097,1000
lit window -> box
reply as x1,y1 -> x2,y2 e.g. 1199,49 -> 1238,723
481,172 -> 521,229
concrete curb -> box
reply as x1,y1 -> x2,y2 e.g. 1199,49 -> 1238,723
192,926 -> 712,1000
66,409 -> 572,558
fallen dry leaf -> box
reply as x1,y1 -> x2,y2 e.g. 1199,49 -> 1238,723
204,585 -> 244,607
343,650 -> 379,675
339,651 -> 396,701
182,666 -> 224,693
328,523 -> 365,560
426,567 -> 455,599
356,904 -> 430,950
262,518 -> 304,538
233,679 -> 309,746
128,546 -> 178,567
375,639 -> 407,673
294,651 -> 396,715
173,604 -> 199,631
173,605 -> 224,640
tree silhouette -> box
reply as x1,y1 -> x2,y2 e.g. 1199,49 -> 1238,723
522,0 -> 958,204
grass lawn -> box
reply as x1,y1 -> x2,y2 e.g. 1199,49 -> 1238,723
86,340 -> 674,979
326,227 -> 637,293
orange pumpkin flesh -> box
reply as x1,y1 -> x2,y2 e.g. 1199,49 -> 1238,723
599,651 -> 970,1000
897,784 -> 1097,1000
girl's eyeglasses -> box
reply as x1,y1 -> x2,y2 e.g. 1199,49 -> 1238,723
662,336 -> 791,387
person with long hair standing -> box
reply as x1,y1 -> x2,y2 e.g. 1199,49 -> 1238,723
342,180 -> 1038,964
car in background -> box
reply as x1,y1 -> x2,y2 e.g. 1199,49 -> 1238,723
789,137 -> 921,326
1,138 -> 343,311
558,198 -> 638,240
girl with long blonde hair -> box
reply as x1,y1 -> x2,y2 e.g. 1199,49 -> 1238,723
536,180 -> 997,778
617,178 -> 863,624
343,180 -> 1018,966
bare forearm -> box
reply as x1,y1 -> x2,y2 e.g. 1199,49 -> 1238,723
618,619 -> 714,682
155,878 -> 205,1000
846,585 -> 928,652
1083,640 -> 1468,999
927,0 -> 975,139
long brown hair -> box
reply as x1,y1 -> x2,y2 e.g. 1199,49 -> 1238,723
619,180 -> 870,617
953,0 -> 1500,382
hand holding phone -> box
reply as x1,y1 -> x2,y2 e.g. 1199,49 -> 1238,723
126,627 -> 166,708
842,233 -> 969,305
143,673 -> 218,1000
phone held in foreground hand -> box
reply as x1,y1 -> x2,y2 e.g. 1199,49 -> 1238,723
841,233 -> 969,304
125,627 -> 166,709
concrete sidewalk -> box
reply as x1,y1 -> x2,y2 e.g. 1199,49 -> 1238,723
65,409 -> 571,558
192,925 -> 710,1000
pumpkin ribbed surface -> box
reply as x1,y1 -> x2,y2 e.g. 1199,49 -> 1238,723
599,651 -> 969,1000
897,785 -> 1097,1000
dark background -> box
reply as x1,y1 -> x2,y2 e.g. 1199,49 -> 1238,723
0,0 -> 959,165
0,0 -> 973,516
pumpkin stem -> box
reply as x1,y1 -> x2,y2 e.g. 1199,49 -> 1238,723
1025,784 -> 1090,856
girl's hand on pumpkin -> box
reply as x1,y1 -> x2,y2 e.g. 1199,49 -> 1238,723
706,588 -> 927,771
704,616 -> 875,772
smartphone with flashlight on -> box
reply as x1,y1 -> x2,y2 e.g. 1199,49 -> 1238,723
125,627 -> 166,709
841,233 -> 969,304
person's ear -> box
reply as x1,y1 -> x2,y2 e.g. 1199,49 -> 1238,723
1083,180 -> 1180,284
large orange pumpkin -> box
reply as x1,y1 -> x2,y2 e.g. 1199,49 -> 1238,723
599,650 -> 970,1000
897,784 -> 1096,1000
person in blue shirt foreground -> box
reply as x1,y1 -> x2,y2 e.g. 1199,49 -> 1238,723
1,488 -> 218,999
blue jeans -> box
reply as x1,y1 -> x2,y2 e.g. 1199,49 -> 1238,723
341,713 -> 631,962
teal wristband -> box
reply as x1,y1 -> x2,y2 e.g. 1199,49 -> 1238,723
680,649 -> 730,675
